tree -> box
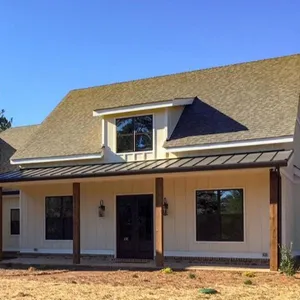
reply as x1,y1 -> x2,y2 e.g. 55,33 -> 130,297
0,109 -> 12,132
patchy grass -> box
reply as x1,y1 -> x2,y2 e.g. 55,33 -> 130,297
0,268 -> 299,299
243,271 -> 255,278
244,279 -> 253,285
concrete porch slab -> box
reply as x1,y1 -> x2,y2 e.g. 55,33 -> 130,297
0,256 -> 270,272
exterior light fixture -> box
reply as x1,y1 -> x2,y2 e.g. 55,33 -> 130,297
163,198 -> 169,216
98,200 -> 105,217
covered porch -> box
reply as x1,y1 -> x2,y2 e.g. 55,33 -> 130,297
0,150 -> 291,271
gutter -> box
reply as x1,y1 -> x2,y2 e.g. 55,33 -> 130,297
165,136 -> 294,153
10,146 -> 105,166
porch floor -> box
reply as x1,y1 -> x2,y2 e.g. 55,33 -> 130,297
0,256 -> 269,272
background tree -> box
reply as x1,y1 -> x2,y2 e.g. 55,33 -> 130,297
0,109 -> 12,132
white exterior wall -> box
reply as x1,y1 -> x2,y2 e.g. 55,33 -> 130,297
3,195 -> 20,251
167,106 -> 184,139
19,169 -> 270,259
293,183 -> 300,253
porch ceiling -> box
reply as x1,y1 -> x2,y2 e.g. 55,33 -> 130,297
0,149 -> 292,183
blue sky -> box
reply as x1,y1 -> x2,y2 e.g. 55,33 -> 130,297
0,1 -> 299,126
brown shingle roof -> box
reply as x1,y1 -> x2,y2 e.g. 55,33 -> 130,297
12,54 -> 300,160
0,125 -> 40,172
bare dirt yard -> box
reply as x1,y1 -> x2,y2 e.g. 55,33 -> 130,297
0,267 -> 299,300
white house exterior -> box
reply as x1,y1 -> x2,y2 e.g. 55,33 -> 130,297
0,54 -> 299,271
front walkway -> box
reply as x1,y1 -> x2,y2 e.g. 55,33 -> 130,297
0,255 -> 269,272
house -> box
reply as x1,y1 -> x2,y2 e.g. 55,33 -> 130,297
0,54 -> 299,271
0,125 -> 40,253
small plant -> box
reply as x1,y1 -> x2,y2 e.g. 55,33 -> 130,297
280,243 -> 296,276
161,267 -> 173,274
132,274 -> 139,278
188,272 -> 196,279
244,279 -> 253,285
199,288 -> 218,294
28,266 -> 36,272
243,271 -> 255,278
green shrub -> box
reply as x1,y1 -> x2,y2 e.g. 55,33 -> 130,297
188,272 -> 196,279
243,271 -> 255,278
280,243 -> 296,276
161,267 -> 173,274
244,279 -> 253,285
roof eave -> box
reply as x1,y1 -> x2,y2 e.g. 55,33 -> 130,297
93,97 -> 195,117
0,159 -> 289,184
165,136 -> 294,152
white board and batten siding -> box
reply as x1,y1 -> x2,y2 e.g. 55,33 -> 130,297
19,169 -> 270,259
102,107 -> 179,163
3,195 -> 20,252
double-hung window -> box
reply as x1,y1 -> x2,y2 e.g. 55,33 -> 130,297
45,196 -> 73,240
196,189 -> 244,242
116,115 -> 153,153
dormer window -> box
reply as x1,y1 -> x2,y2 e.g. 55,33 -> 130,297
116,115 -> 153,153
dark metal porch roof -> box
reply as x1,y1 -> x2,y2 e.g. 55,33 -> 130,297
0,149 -> 292,183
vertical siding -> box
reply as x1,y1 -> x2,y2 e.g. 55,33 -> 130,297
292,181 -> 300,252
19,169 -> 270,258
20,184 -> 73,253
163,170 -> 269,257
3,196 -> 19,251
102,108 -> 168,162
167,106 -> 184,139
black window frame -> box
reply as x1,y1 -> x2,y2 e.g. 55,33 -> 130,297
116,115 -> 153,153
195,189 -> 244,242
10,208 -> 20,235
45,196 -> 73,241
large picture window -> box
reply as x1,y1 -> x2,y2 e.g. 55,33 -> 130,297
196,189 -> 244,242
45,196 -> 73,240
116,115 -> 153,153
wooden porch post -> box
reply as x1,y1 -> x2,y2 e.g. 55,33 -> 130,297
0,187 -> 2,261
270,168 -> 281,271
73,182 -> 80,264
155,177 -> 164,267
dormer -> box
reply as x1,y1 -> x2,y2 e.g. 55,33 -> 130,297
93,98 -> 195,162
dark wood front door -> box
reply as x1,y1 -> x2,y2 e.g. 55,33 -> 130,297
116,194 -> 154,259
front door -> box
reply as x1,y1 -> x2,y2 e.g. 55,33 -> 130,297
116,194 -> 153,259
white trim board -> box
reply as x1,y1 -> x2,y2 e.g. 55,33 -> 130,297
164,251 -> 267,259
19,249 -> 114,255
11,152 -> 104,165
93,98 -> 194,117
165,136 -> 294,153
18,249 -> 266,259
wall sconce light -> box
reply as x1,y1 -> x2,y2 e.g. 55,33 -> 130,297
98,200 -> 105,217
163,198 -> 169,216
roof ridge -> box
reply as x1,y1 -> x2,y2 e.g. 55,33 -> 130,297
70,53 -> 300,92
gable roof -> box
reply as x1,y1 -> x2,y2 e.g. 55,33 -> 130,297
0,125 -> 40,173
12,54 -> 300,160
0,125 -> 40,150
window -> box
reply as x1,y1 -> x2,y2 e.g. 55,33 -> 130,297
196,189 -> 244,242
116,115 -> 153,153
45,196 -> 73,240
10,209 -> 20,235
